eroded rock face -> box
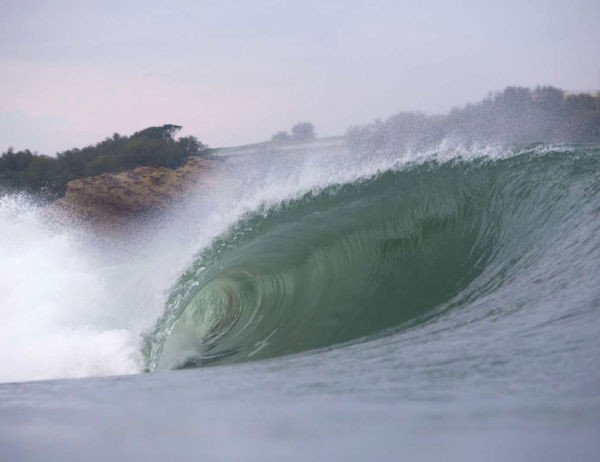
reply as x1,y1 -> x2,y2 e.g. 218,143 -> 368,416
49,157 -> 220,231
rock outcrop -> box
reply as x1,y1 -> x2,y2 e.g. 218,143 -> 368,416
48,157 -> 220,231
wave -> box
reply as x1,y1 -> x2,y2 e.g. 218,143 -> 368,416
143,145 -> 600,371
1,142 -> 597,383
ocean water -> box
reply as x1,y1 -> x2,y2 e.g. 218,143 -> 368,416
1,143 -> 599,460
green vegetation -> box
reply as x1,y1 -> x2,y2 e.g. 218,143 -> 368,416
347,86 -> 600,153
0,124 -> 207,201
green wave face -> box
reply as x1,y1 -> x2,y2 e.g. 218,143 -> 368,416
144,146 -> 600,371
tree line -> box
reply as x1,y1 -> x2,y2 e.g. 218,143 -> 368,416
3,87 -> 598,201
0,124 -> 207,201
347,86 -> 600,153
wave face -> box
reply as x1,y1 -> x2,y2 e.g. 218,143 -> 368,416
144,145 -> 600,371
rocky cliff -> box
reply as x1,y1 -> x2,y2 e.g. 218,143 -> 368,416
49,157 -> 220,231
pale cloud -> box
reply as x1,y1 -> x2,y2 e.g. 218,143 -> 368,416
1,0 -> 599,154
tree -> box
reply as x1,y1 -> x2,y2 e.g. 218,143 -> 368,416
177,136 -> 206,157
133,124 -> 182,142
291,122 -> 316,142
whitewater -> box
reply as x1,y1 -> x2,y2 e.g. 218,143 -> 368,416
1,142 -> 599,461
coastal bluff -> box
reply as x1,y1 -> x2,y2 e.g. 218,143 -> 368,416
48,156 -> 219,230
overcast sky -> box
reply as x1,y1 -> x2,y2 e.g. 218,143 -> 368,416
1,0 -> 599,154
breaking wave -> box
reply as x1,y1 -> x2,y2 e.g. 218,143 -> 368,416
143,145 -> 600,371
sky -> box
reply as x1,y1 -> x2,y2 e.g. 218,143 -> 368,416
1,0 -> 599,154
